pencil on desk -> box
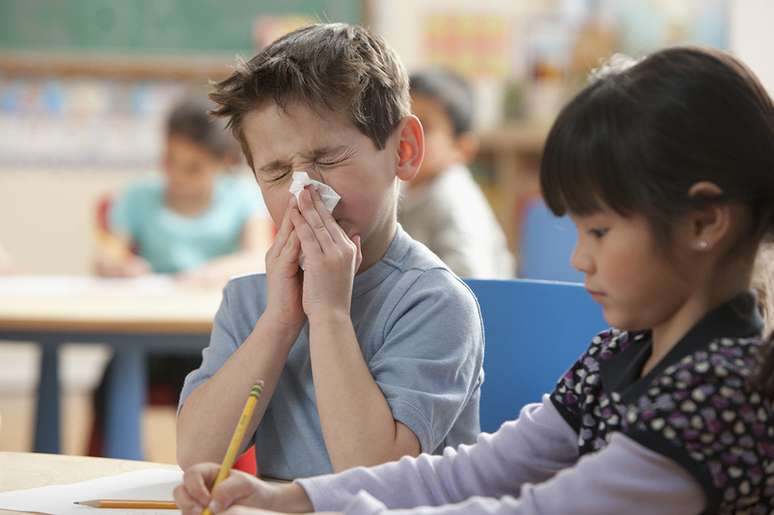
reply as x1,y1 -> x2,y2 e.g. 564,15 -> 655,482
74,499 -> 177,509
202,380 -> 264,515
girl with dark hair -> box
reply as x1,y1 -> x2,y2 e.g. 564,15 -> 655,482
94,95 -> 270,283
174,47 -> 774,515
89,96 -> 271,457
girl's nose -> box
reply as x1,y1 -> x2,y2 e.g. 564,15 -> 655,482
570,241 -> 593,275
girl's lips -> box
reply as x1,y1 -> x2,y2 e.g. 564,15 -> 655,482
586,288 -> 605,297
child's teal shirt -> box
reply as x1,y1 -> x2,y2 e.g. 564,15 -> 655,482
109,175 -> 266,274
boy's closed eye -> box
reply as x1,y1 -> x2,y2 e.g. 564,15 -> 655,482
263,168 -> 293,184
313,147 -> 356,170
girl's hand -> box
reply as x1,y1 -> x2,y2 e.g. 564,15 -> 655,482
173,462 -> 317,514
290,186 -> 362,322
262,196 -> 305,332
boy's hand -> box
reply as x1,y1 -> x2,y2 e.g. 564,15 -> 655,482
263,196 -> 305,331
290,186 -> 362,321
173,462 -> 315,514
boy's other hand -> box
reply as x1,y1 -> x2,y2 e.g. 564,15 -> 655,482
291,186 -> 362,322
263,196 -> 305,331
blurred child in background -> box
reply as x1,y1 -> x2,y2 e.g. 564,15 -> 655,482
89,95 -> 270,456
94,95 -> 270,286
399,69 -> 513,279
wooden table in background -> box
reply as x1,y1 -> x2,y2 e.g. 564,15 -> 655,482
478,122 -> 548,257
0,276 -> 222,460
0,452 -> 178,515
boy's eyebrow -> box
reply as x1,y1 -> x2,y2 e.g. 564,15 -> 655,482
257,145 -> 350,173
300,145 -> 349,161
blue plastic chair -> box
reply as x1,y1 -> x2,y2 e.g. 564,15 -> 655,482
518,199 -> 583,282
465,278 -> 607,433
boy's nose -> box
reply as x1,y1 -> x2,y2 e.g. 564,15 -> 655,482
305,168 -> 326,184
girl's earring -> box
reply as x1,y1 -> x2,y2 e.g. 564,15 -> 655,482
697,240 -> 709,250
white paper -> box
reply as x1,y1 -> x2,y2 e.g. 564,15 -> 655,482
0,275 -> 176,297
0,469 -> 182,514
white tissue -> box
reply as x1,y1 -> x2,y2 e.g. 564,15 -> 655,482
289,171 -> 341,212
289,171 -> 341,269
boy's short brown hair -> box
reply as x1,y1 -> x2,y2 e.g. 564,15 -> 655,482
210,23 -> 411,171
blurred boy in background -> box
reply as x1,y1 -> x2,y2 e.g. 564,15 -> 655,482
400,70 -> 513,279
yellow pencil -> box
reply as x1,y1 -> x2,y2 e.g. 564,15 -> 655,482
202,381 -> 264,515
74,499 -> 177,509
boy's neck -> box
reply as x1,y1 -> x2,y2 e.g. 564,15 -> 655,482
357,218 -> 398,275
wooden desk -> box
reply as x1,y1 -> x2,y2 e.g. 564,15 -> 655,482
0,452 -> 178,515
0,276 -> 222,459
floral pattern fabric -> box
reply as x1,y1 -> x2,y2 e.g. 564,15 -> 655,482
550,293 -> 773,514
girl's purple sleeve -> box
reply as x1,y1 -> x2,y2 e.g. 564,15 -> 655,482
296,397 -> 705,514
296,395 -> 578,510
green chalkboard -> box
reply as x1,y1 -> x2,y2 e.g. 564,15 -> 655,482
0,0 -> 362,55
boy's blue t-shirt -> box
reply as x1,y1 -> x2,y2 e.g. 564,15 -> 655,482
109,175 -> 266,274
179,226 -> 485,479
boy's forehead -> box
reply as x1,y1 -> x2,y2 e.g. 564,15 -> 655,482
243,102 -> 360,160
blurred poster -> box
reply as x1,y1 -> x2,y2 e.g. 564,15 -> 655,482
423,13 -> 508,79
0,76 -> 181,169
253,16 -> 315,50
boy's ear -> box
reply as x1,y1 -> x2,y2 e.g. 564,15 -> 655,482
395,115 -> 424,181
683,181 -> 730,252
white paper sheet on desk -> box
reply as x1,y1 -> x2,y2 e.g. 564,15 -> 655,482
0,275 -> 176,297
0,469 -> 182,514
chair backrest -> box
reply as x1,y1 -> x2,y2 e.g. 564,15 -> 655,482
518,199 -> 583,282
465,278 -> 607,433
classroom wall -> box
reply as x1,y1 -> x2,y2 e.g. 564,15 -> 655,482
0,169 -> 140,274
730,0 -> 774,94
372,0 -> 550,130
1,0 -> 771,276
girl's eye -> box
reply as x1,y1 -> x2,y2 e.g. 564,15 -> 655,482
588,228 -> 609,238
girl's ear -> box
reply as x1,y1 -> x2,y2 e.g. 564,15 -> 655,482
394,115 -> 425,182
684,181 -> 730,252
